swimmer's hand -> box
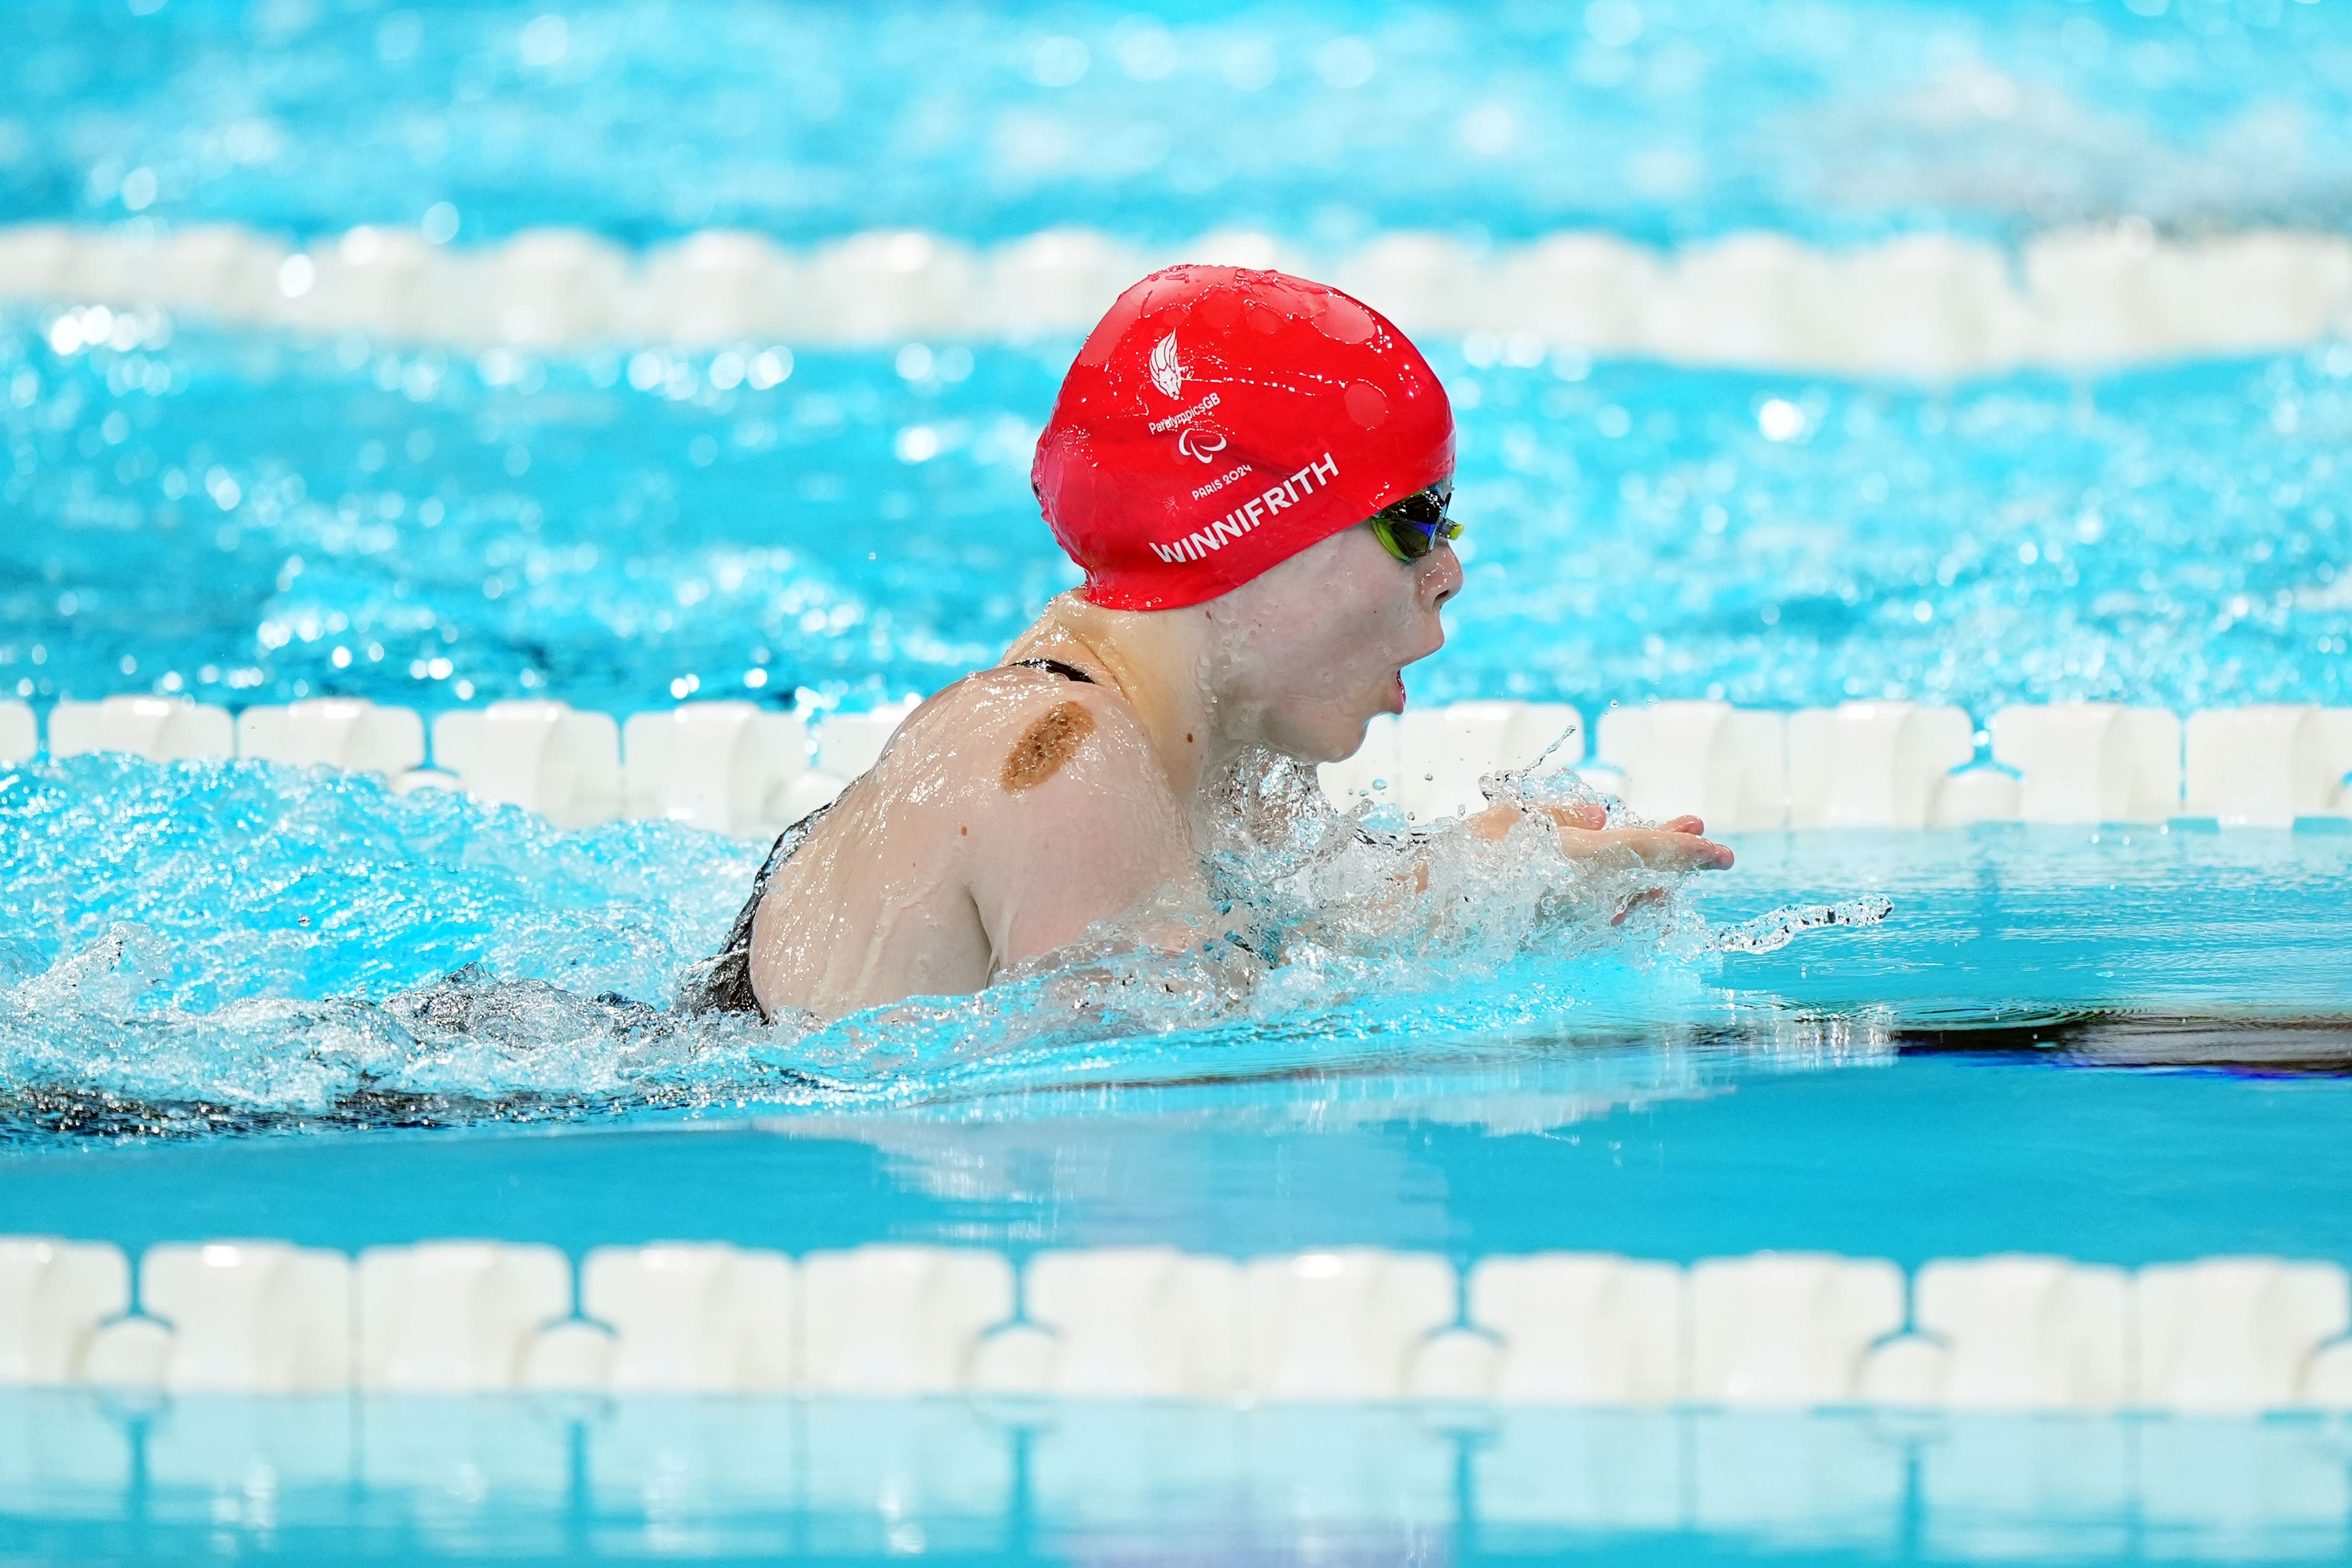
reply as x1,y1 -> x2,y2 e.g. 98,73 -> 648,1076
1461,801 -> 1731,926
1467,801 -> 1735,871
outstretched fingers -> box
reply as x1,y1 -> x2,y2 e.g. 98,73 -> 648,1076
1553,823 -> 1736,873
1620,827 -> 1734,870
1471,805 -> 1734,870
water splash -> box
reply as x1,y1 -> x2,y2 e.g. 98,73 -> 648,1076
1709,896 -> 1897,955
0,749 -> 1882,1142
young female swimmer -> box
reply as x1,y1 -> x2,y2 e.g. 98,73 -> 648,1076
684,265 -> 1731,1024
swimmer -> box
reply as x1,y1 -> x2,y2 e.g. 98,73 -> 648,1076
684,265 -> 1731,1023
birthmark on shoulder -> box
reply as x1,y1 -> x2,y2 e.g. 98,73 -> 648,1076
1000,701 -> 1095,793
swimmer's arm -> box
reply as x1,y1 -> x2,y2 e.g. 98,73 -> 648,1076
1381,804 -> 1733,895
1366,802 -> 1728,918
1303,803 -> 1727,947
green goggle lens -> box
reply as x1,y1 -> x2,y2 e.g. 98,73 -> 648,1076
1368,484 -> 1461,563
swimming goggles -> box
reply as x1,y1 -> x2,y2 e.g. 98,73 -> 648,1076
1368,482 -> 1461,563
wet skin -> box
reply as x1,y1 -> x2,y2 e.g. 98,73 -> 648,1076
748,518 -> 1731,1021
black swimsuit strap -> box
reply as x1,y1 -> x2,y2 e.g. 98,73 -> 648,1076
674,798 -> 833,1021
1009,657 -> 1098,684
680,656 -> 1102,1021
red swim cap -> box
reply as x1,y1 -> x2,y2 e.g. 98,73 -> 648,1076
1033,265 -> 1455,612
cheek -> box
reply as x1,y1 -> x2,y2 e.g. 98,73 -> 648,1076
1265,587 -> 1394,677
1225,537 -> 1421,699
1259,597 -> 1412,724
1337,569 -> 1426,655
1251,624 -> 1360,710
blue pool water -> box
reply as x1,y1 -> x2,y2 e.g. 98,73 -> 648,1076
7,1 -> 2352,1561
6,753 -> 2352,1137
10,0 -> 2352,247
7,324 -> 2350,718
7,1052 -> 2352,1560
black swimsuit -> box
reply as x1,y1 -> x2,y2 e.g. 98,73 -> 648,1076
677,659 -> 1098,1021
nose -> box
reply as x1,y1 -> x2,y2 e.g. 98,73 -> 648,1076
1417,543 -> 1463,611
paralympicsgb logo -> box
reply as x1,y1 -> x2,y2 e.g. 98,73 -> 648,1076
1176,425 -> 1227,463
1148,332 -> 1226,461
1149,332 -> 1183,398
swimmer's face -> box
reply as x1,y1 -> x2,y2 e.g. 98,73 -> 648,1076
1210,505 -> 1462,763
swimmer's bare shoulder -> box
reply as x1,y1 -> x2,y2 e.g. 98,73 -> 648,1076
896,666 -> 1201,963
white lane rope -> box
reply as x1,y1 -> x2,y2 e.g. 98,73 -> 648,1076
5,221 -> 2351,377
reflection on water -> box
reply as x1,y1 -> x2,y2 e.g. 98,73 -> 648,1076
3,1392 -> 2347,1564
1899,1011 -> 2352,1077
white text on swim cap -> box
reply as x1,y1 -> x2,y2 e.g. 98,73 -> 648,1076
1150,453 -> 1340,563
1190,463 -> 1250,501
1146,393 -> 1219,435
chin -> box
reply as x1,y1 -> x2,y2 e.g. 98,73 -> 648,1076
1331,705 -> 1386,763
1270,681 -> 1395,764
1279,712 -> 1369,767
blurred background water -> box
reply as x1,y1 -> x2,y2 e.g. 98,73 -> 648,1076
10,0 -> 2352,246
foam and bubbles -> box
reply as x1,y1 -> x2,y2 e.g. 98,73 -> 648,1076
0,749 -> 1876,1141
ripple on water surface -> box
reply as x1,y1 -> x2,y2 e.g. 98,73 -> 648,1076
6,323 -> 2350,718
0,751 -> 1757,1138
5,754 -> 2351,1145
10,0 -> 2352,244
